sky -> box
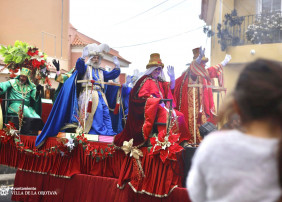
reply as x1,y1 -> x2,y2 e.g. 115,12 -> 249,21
70,0 -> 210,78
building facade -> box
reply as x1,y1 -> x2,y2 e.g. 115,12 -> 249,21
0,0 -> 130,86
201,0 -> 282,92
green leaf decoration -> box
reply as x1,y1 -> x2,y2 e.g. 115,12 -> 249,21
4,55 -> 13,63
14,138 -> 20,143
14,40 -> 20,47
14,57 -> 20,64
0,46 -> 7,55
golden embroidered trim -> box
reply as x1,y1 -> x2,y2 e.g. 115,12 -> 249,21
128,182 -> 178,198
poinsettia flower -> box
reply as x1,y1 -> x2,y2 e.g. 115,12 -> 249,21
27,51 -> 34,56
9,73 -> 17,78
7,121 -> 15,128
149,130 -> 183,163
32,59 -> 42,69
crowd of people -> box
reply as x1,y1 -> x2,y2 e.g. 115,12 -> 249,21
1,41 -> 281,201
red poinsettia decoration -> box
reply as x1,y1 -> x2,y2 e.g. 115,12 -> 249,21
149,130 -> 183,163
27,48 -> 39,57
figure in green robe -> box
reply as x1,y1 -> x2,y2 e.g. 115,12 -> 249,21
0,67 -> 41,118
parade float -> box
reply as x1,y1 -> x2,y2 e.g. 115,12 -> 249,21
0,41 -> 193,201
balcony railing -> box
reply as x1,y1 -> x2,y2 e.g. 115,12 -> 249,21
225,11 -> 282,46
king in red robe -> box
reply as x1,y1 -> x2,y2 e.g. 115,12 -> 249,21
174,47 -> 229,144
114,53 -> 191,147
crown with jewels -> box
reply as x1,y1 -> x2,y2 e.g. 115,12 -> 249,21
20,67 -> 31,77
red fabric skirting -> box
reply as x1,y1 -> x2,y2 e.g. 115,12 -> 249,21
0,135 -> 185,197
41,103 -> 53,123
12,170 -> 191,202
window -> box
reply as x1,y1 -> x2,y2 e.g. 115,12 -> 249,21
257,0 -> 282,13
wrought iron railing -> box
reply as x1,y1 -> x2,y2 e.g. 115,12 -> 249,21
225,11 -> 282,46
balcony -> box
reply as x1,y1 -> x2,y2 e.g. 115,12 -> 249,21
218,10 -> 282,50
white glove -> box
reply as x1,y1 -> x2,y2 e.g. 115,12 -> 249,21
167,66 -> 175,80
160,102 -> 165,108
113,56 -> 120,68
221,54 -> 232,66
126,75 -> 132,85
196,46 -> 205,64
167,65 -> 175,89
81,46 -> 88,59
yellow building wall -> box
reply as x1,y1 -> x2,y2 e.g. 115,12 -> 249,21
209,0 -> 282,113
235,0 -> 256,16
0,0 -> 69,69
210,0 -> 234,65
228,43 -> 282,63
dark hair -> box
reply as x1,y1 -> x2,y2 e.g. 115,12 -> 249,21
218,59 -> 282,192
234,59 -> 282,125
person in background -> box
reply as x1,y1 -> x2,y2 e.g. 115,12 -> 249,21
105,74 -> 135,134
187,59 -> 282,202
221,113 -> 241,130
52,59 -> 74,103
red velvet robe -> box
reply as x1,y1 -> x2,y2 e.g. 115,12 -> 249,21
113,75 -> 190,147
174,61 -> 223,144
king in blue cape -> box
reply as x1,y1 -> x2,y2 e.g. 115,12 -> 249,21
35,43 -> 120,147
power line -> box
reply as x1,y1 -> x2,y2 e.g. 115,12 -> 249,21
114,0 -> 171,26
155,0 -> 187,16
112,26 -> 203,48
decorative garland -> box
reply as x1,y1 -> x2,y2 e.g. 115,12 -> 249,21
0,122 -> 115,162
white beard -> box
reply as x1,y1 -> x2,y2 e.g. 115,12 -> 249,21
88,61 -> 99,68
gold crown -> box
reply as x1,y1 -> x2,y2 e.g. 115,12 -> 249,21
146,53 -> 164,69
20,67 -> 31,77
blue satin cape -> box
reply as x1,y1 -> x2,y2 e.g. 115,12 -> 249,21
35,71 -> 79,147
